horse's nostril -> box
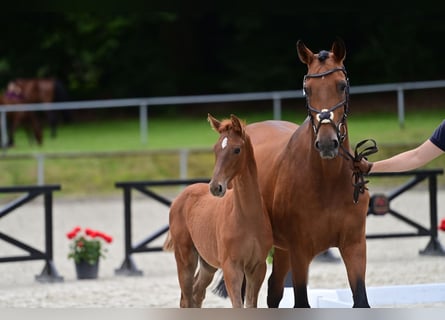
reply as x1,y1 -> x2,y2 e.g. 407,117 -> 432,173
314,141 -> 320,150
218,185 -> 223,193
333,140 -> 339,149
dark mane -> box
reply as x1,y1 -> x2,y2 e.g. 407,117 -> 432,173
317,50 -> 330,62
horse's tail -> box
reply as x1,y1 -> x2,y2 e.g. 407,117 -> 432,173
53,80 -> 70,102
211,270 -> 246,302
163,230 -> 174,252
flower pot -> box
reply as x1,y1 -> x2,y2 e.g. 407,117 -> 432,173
75,260 -> 99,279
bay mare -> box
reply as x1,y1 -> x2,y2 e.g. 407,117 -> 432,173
1,78 -> 69,146
245,39 -> 370,308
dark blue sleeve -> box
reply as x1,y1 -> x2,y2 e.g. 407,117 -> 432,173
429,120 -> 445,151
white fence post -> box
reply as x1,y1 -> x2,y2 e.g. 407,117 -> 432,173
273,93 -> 282,120
397,86 -> 405,129
36,154 -> 45,185
139,103 -> 148,144
179,149 -> 189,179
1,111 -> 8,149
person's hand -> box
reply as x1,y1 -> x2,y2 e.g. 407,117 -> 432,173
351,158 -> 373,175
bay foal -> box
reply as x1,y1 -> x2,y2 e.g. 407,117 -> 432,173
164,114 -> 273,308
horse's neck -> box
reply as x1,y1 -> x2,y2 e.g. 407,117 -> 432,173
232,146 -> 264,217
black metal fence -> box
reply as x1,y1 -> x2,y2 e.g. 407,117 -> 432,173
367,169 -> 445,256
114,169 -> 445,276
114,179 -> 209,276
0,184 -> 63,282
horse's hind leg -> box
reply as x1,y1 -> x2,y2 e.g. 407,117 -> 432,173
340,239 -> 370,308
193,257 -> 217,307
30,113 -> 43,145
267,247 -> 290,308
173,244 -> 199,307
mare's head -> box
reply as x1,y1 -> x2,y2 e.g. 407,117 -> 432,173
208,113 -> 248,197
3,80 -> 25,103
297,38 -> 349,159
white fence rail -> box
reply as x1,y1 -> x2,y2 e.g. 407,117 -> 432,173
2,79 -> 445,185
2,79 -> 445,148
0,148 -> 211,186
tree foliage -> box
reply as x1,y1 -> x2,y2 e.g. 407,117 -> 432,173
0,12 -> 444,100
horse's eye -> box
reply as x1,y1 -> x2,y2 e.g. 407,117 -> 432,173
234,148 -> 241,154
339,81 -> 347,92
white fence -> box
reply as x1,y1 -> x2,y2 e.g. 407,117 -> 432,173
2,79 -> 445,148
2,79 -> 445,185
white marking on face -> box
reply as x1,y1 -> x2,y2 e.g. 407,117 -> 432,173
221,137 -> 228,149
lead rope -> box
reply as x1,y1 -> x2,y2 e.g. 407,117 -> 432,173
341,139 -> 378,203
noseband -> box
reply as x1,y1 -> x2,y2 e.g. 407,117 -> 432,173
303,67 -> 349,144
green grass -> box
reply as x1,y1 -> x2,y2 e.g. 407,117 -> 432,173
2,108 -> 445,196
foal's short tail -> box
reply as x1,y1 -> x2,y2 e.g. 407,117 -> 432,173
163,231 -> 174,252
212,270 -> 246,302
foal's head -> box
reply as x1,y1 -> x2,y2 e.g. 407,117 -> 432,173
208,113 -> 248,197
297,38 -> 349,159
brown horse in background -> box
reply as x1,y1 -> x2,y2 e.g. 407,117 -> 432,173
1,78 -> 69,146
244,39 -> 371,308
1,82 -> 43,146
164,114 -> 273,308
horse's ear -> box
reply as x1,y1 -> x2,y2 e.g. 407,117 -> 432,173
331,37 -> 346,63
296,40 -> 313,65
230,114 -> 245,137
208,113 -> 221,132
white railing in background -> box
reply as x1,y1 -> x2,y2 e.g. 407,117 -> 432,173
2,79 -> 445,149
1,148 -> 212,186
2,79 -> 445,185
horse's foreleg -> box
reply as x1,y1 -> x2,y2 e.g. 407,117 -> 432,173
339,239 -> 370,308
8,113 -> 22,147
221,261 -> 245,308
289,252 -> 311,308
267,247 -> 289,308
244,261 -> 267,308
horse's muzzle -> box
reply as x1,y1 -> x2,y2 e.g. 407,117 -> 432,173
315,139 -> 339,159
209,181 -> 226,197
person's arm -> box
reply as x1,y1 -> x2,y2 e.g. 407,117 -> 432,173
369,140 -> 444,173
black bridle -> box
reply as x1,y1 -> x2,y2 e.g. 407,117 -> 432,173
303,66 -> 349,144
303,66 -> 378,203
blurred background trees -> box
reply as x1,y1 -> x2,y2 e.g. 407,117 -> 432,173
0,11 -> 444,100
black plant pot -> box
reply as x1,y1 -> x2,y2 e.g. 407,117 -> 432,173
75,260 -> 99,279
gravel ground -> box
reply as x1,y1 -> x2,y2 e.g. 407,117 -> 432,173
0,187 -> 445,308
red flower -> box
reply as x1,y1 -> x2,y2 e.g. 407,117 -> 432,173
96,232 -> 113,243
67,226 -> 113,242
85,228 -> 98,237
66,226 -> 82,239
439,219 -> 445,232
